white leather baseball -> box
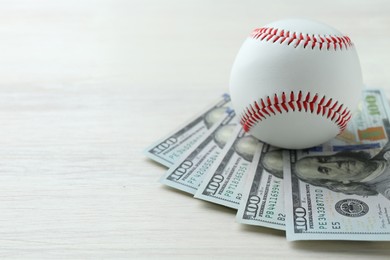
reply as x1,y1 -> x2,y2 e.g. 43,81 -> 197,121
229,18 -> 363,149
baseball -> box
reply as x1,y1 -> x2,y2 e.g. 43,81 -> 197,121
229,18 -> 363,149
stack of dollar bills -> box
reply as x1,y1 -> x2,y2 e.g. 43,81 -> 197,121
144,89 -> 390,241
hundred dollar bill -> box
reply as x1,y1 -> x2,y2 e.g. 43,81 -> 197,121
160,111 -> 237,194
144,94 -> 231,167
194,127 -> 260,209
236,143 -> 286,230
284,89 -> 390,240
235,88 -> 390,232
310,89 -> 390,152
284,148 -> 390,241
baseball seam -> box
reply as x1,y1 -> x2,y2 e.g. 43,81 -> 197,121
240,91 -> 352,134
251,27 -> 353,50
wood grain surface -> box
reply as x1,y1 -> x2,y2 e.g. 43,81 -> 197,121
1,0 -> 390,259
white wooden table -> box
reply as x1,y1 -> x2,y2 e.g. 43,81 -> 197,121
1,0 -> 390,259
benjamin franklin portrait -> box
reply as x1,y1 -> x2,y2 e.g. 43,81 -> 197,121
261,143 -> 390,200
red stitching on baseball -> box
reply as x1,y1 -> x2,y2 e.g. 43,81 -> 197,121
240,91 -> 351,134
250,27 -> 353,50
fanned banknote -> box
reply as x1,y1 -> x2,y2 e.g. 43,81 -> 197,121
284,89 -> 390,240
144,94 -> 231,167
160,111 -> 237,194
147,88 -> 390,241
194,127 -> 260,209
236,143 -> 286,230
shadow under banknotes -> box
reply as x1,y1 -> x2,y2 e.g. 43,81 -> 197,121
144,158 -> 169,170
198,200 -> 237,215
199,199 -> 285,237
292,240 -> 390,256
239,224 -> 285,238
161,185 -> 194,198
